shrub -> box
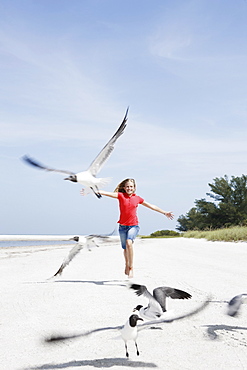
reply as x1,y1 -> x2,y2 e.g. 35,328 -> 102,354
150,229 -> 180,238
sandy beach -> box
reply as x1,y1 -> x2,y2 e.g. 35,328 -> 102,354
0,237 -> 247,370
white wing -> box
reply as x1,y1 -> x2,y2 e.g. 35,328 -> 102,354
53,243 -> 84,276
45,298 -> 210,343
88,108 -> 128,176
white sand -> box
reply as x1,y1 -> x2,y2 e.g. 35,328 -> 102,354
0,237 -> 247,370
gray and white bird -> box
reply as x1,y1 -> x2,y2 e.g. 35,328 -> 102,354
22,108 -> 128,198
130,283 -> 192,320
45,299 -> 210,357
227,293 -> 247,317
52,234 -> 111,277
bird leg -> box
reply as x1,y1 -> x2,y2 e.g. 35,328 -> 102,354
135,341 -> 140,356
90,187 -> 102,198
125,343 -> 129,358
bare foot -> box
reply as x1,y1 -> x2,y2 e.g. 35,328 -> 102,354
128,267 -> 133,278
125,265 -> 130,275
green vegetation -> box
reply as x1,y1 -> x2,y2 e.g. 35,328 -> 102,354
143,229 -> 181,238
177,175 -> 247,232
183,226 -> 247,242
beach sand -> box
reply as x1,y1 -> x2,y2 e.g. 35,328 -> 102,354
0,237 -> 246,370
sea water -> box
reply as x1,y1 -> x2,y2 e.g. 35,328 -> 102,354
0,240 -> 75,248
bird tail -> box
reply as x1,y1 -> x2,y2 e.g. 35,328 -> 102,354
96,177 -> 112,188
82,178 -> 112,196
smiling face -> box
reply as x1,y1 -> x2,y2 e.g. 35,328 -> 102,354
124,180 -> 135,195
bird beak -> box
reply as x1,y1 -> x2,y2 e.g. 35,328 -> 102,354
138,317 -> 144,321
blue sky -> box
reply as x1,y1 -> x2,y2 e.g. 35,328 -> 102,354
1,0 -> 247,236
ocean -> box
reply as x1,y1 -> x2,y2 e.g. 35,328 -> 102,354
0,240 -> 76,248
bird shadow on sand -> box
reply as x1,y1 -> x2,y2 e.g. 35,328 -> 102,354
30,279 -> 127,288
52,279 -> 127,288
23,357 -> 158,369
202,324 -> 247,340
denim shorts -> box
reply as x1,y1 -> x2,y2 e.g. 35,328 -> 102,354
118,224 -> 140,249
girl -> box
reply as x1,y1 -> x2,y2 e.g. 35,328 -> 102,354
82,178 -> 173,278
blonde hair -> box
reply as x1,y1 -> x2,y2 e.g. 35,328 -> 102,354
114,178 -> 136,193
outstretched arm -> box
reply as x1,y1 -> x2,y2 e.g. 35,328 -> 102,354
80,189 -> 118,199
141,201 -> 174,220
98,190 -> 118,199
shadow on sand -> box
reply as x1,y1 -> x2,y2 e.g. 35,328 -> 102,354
202,324 -> 247,340
54,279 -> 127,287
23,357 -> 157,369
32,279 -> 127,288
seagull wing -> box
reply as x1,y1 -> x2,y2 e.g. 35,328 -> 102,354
53,243 -> 84,276
22,155 -> 75,176
45,324 -> 124,343
137,297 -> 211,332
87,108 -> 128,176
153,287 -> 192,312
45,298 -> 211,343
130,283 -> 162,316
227,293 -> 247,317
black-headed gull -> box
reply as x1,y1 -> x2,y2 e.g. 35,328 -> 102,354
227,293 -> 247,317
22,108 -> 128,198
130,283 -> 192,320
45,299 -> 209,357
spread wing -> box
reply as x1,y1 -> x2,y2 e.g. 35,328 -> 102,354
22,155 -> 75,176
137,297 -> 210,332
52,234 -> 113,277
45,298 -> 211,343
153,287 -> 192,312
45,324 -> 124,343
88,108 -> 128,176
53,243 -> 84,277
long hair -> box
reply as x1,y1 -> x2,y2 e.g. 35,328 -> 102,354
114,178 -> 136,193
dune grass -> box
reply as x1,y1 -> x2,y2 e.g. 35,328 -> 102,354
183,226 -> 247,242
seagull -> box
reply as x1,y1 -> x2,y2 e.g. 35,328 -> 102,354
45,298 -> 210,357
120,314 -> 144,357
227,293 -> 247,317
52,234 -> 113,277
130,283 -> 192,320
22,108 -> 128,198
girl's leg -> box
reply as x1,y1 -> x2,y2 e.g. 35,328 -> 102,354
119,225 -> 129,275
126,226 -> 139,278
123,248 -> 129,275
126,239 -> 133,278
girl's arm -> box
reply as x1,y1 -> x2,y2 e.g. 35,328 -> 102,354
80,188 -> 118,199
141,201 -> 174,220
98,190 -> 118,199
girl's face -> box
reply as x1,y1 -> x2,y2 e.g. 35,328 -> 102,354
124,180 -> 135,195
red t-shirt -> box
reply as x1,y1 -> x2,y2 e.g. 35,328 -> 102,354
117,192 -> 144,226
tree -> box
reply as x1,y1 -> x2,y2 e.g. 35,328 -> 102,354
177,175 -> 247,231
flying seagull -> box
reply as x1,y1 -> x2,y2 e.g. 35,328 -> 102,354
227,293 -> 247,317
22,108 -> 128,198
45,298 -> 210,357
130,283 -> 192,320
52,234 -> 112,277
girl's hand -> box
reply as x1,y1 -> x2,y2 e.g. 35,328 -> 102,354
80,188 -> 85,196
164,212 -> 174,220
